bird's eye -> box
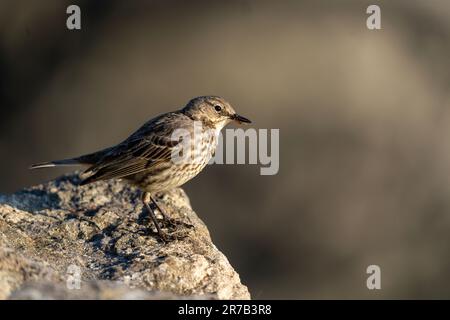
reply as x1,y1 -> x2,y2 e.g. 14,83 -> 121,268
214,105 -> 222,112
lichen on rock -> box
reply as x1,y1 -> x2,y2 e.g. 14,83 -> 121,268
0,173 -> 250,300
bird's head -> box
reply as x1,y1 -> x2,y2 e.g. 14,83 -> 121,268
182,96 -> 251,130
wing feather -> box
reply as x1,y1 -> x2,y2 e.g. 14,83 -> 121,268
80,124 -> 181,185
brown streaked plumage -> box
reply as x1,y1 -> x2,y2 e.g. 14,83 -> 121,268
30,96 -> 251,241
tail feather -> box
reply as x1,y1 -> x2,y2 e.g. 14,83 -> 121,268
30,147 -> 113,170
29,158 -> 82,170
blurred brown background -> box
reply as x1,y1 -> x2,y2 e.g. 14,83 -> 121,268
2,0 -> 450,298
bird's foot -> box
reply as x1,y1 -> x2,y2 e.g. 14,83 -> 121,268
144,219 -> 193,243
150,228 -> 190,243
161,216 -> 194,230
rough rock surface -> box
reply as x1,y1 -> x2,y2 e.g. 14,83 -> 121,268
0,173 -> 250,300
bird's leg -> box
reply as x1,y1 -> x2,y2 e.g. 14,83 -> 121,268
150,195 -> 194,229
141,192 -> 167,241
149,195 -> 172,223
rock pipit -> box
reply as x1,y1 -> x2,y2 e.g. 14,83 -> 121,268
31,96 -> 251,241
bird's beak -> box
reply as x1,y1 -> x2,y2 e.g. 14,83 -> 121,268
231,114 -> 252,124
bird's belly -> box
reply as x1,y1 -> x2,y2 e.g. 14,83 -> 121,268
129,163 -> 206,193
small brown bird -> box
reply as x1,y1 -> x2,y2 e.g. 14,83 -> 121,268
31,96 -> 251,240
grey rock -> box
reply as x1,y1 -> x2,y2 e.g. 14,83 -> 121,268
0,173 -> 250,300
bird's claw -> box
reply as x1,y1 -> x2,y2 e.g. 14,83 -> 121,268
161,217 -> 194,229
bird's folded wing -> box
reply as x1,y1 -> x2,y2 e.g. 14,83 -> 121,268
80,134 -> 180,185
